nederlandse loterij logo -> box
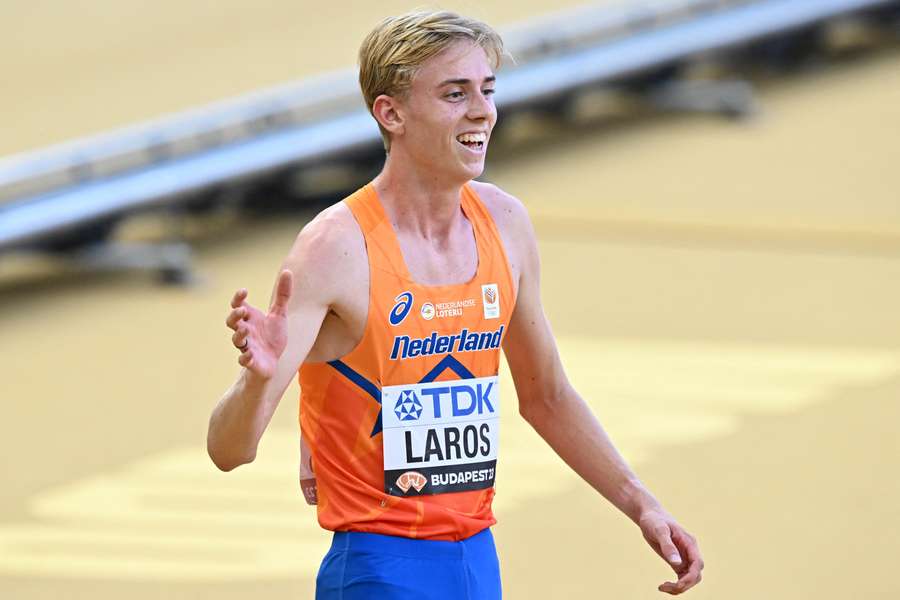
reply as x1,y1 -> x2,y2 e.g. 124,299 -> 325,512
433,298 -> 475,318
394,390 -> 423,421
421,302 -> 435,320
395,471 -> 427,493
389,292 -> 414,326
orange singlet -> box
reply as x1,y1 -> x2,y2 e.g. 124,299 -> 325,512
298,182 -> 516,541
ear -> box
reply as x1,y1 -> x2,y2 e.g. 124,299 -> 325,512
372,94 -> 405,137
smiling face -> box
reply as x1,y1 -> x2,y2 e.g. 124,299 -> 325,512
383,40 -> 497,185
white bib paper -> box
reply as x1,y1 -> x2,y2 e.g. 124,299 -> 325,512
381,376 -> 499,496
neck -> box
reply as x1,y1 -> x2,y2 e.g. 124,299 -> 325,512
373,150 -> 469,239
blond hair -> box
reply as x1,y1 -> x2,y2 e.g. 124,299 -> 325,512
358,10 -> 505,151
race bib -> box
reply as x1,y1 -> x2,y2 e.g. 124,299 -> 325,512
381,376 -> 499,497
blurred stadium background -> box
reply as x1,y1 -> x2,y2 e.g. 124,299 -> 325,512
2,0 -> 899,598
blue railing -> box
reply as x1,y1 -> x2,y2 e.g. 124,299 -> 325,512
0,0 -> 894,251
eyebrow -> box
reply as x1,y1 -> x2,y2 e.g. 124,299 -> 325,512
437,75 -> 496,88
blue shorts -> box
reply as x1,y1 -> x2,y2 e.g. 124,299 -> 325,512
315,528 -> 502,599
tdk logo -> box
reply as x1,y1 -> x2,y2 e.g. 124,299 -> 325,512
392,382 -> 496,421
389,292 -> 413,326
394,390 -> 423,421
420,381 -> 496,418
390,326 -> 504,360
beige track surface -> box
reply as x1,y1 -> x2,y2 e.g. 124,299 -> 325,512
2,2 -> 900,598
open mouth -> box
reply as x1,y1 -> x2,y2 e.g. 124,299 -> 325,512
456,132 -> 486,152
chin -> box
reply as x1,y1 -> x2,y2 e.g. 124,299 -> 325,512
460,159 -> 486,181
466,165 -> 485,180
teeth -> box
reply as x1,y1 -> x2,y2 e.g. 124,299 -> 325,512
456,132 -> 486,143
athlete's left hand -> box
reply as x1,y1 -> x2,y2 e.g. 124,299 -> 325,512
638,508 -> 704,594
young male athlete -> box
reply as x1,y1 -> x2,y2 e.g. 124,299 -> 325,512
208,10 -> 703,598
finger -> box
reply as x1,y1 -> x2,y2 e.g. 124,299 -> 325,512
232,328 -> 249,350
225,307 -> 247,330
269,270 -> 293,317
230,288 -> 248,309
661,530 -> 703,594
659,568 -> 702,596
672,536 -> 703,592
675,568 -> 702,593
659,576 -> 690,595
655,527 -> 682,568
672,528 -> 704,573
238,350 -> 253,368
659,581 -> 678,595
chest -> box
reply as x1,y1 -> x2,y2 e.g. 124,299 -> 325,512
394,226 -> 479,287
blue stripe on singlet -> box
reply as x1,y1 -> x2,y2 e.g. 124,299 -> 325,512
420,354 -> 476,382
327,359 -> 383,436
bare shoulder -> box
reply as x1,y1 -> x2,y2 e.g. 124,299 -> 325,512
469,181 -> 537,291
469,180 -> 532,235
282,201 -> 367,303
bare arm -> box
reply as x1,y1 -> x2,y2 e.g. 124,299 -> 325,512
501,205 -> 656,520
495,189 -> 704,595
207,215 -> 346,471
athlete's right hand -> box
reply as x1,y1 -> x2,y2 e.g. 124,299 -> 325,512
226,269 -> 293,380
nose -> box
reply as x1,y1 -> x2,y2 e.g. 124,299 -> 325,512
467,89 -> 495,123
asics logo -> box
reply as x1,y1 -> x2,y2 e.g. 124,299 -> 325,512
389,292 -> 413,326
